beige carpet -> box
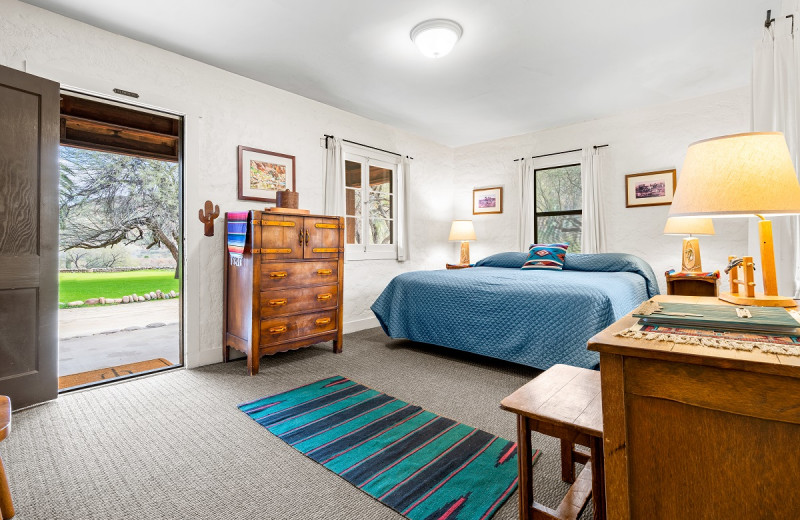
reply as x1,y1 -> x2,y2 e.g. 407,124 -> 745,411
3,328 -> 592,520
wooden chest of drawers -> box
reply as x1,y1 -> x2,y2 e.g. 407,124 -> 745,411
223,210 -> 344,375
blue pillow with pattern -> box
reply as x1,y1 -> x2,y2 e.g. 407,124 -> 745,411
521,243 -> 569,270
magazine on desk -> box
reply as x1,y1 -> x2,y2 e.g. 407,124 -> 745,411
632,301 -> 800,335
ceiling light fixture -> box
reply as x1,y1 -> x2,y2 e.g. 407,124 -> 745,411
410,19 -> 463,59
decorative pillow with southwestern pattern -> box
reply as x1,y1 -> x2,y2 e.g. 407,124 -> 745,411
521,243 -> 569,270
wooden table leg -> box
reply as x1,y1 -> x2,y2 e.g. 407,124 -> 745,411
0,456 -> 14,520
517,414 -> 532,520
590,435 -> 606,520
560,439 -> 575,484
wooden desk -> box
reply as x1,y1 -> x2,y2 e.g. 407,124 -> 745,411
587,295 -> 800,519
0,396 -> 13,519
501,364 -> 605,520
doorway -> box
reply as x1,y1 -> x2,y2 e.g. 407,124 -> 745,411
57,91 -> 184,391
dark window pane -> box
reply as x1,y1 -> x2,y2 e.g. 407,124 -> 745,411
368,218 -> 393,245
345,188 -> 361,217
345,217 -> 361,245
345,160 -> 362,188
535,165 -> 581,212
369,165 -> 392,193
536,214 -> 582,253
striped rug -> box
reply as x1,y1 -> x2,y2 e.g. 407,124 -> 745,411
239,376 -> 540,520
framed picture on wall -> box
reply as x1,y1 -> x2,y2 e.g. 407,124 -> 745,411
473,186 -> 503,214
625,169 -> 676,208
237,145 -> 296,203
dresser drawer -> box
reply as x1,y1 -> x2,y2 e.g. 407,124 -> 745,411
260,310 -> 337,344
260,285 -> 338,318
260,261 -> 338,289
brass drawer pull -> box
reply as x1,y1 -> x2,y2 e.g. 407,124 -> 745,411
264,220 -> 295,227
263,248 -> 292,254
315,318 -> 331,326
317,293 -> 332,301
312,248 -> 338,253
315,223 -> 338,229
317,269 -> 333,276
269,271 -> 288,278
269,299 -> 287,306
268,325 -> 288,334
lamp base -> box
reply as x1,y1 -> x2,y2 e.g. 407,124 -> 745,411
459,241 -> 470,265
681,237 -> 702,272
719,291 -> 796,308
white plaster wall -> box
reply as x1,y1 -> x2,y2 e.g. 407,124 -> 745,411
0,0 -> 455,367
0,0 -> 756,370
452,88 -> 752,293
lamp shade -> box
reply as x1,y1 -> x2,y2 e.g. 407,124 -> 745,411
669,132 -> 800,218
663,217 -> 715,235
448,220 -> 476,241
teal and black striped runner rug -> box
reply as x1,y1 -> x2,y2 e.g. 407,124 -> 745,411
239,376 -> 540,520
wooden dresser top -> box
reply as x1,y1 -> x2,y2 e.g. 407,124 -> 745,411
587,295 -> 800,378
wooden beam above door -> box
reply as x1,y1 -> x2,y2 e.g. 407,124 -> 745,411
60,93 -> 180,162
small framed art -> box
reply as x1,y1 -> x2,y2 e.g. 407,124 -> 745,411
625,169 -> 676,208
473,187 -> 503,214
238,145 -> 296,203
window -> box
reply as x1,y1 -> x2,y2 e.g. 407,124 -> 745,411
344,146 -> 398,260
534,163 -> 582,252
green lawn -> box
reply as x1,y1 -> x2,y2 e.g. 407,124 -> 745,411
59,269 -> 179,303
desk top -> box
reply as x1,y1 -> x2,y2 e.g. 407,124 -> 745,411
0,396 -> 9,443
500,364 -> 602,438
588,295 -> 800,378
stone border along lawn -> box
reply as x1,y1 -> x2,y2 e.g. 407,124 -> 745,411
59,269 -> 180,308
62,289 -> 179,308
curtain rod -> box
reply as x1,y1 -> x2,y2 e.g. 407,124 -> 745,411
513,144 -> 609,162
323,134 -> 413,159
764,10 -> 794,32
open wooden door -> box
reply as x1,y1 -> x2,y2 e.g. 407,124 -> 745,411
0,65 -> 59,410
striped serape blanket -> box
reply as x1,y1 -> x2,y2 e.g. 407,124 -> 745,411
665,268 -> 720,279
227,211 -> 250,266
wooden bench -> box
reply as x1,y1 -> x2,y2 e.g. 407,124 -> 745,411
501,364 -> 605,520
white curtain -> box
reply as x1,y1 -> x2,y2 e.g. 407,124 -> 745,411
323,136 -> 345,217
752,9 -> 800,297
396,156 -> 412,261
581,147 -> 607,254
517,158 -> 535,251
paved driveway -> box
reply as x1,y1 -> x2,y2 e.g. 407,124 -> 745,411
58,299 -> 180,376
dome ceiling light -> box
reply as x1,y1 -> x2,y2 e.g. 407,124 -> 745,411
410,19 -> 463,59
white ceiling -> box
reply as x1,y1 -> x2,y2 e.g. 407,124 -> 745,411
23,0 -> 772,147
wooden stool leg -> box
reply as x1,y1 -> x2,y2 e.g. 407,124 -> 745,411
0,456 -> 14,520
590,436 -> 606,520
560,439 -> 576,483
517,415 -> 532,520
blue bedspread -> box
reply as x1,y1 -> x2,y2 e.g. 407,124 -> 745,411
371,254 -> 658,370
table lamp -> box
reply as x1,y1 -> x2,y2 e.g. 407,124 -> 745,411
449,220 -> 476,265
663,217 -> 715,273
669,132 -> 800,307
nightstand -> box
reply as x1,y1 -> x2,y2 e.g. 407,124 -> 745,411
665,270 -> 719,297
445,263 -> 471,270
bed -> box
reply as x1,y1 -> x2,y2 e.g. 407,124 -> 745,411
370,252 -> 659,370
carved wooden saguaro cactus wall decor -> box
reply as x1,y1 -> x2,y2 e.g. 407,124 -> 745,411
198,200 -> 220,237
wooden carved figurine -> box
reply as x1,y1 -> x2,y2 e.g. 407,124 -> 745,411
198,200 -> 220,237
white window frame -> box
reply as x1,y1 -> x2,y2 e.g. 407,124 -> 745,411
343,144 -> 399,261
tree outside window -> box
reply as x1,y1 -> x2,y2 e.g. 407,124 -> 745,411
534,164 -> 582,252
